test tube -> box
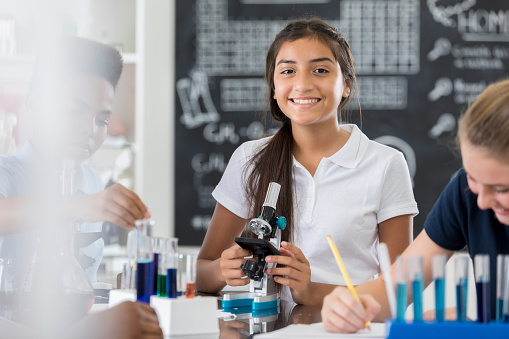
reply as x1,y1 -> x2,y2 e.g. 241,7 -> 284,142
152,238 -> 166,296
396,256 -> 408,322
125,229 -> 138,289
156,239 -> 169,297
165,238 -> 179,298
409,256 -> 424,322
177,252 -> 185,296
136,232 -> 154,303
455,256 -> 469,322
185,254 -> 197,298
432,254 -> 446,322
497,255 -> 509,322
474,254 -> 491,323
503,257 -> 509,322
120,263 -> 132,289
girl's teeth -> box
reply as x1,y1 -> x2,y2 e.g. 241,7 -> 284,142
293,99 -> 318,104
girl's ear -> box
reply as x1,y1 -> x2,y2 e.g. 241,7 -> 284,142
342,85 -> 351,98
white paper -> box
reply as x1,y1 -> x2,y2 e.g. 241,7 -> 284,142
254,322 -> 385,339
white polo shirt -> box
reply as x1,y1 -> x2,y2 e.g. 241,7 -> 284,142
0,142 -> 104,283
212,124 -> 418,299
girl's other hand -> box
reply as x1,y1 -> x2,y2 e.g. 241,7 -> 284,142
321,286 -> 380,333
219,244 -> 252,286
265,241 -> 312,304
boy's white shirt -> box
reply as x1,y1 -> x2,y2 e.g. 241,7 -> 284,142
0,141 -> 104,283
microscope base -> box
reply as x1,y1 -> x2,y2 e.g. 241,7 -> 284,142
222,291 -> 279,310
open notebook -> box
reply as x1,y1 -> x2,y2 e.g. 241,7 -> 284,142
255,322 -> 385,339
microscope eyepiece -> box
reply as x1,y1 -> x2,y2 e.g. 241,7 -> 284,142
249,181 -> 281,238
263,182 -> 281,209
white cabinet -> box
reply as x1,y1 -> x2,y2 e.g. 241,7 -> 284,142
0,0 -> 173,240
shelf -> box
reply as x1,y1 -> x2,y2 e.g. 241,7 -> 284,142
122,53 -> 138,64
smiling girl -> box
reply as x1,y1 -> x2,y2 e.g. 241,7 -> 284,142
196,18 -> 418,306
321,79 -> 509,332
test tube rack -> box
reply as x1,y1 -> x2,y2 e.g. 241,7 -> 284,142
385,319 -> 509,339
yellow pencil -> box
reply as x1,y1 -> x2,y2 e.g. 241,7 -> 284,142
327,235 -> 371,331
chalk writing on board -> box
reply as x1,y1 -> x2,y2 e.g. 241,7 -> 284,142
428,78 -> 453,102
192,152 -> 227,209
428,113 -> 456,139
339,0 -> 420,75
427,0 -> 476,28
177,71 -> 219,129
176,0 -> 509,245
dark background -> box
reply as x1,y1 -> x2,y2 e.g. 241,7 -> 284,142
175,0 -> 509,245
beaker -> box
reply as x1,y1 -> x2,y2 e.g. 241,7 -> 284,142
17,159 -> 94,330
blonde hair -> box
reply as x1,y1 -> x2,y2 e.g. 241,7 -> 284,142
458,79 -> 509,159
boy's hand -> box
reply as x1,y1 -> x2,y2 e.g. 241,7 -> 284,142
75,183 -> 150,228
66,301 -> 163,339
104,301 -> 163,339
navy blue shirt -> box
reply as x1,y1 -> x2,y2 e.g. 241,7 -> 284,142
424,168 -> 509,319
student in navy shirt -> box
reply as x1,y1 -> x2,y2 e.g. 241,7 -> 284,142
321,79 -> 509,333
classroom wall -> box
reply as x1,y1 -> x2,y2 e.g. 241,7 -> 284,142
172,0 -> 509,246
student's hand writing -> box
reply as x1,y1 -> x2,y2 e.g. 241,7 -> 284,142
321,286 -> 380,333
66,301 -> 163,339
220,244 -> 252,287
75,183 -> 150,229
265,241 -> 312,304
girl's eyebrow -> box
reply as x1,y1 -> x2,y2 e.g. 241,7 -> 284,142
467,172 -> 509,188
276,57 -> 335,66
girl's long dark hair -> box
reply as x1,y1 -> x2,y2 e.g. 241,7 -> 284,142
244,18 -> 357,243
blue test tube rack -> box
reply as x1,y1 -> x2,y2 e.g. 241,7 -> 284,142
385,319 -> 509,339
387,253 -> 509,338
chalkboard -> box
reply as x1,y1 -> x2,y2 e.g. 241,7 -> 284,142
175,0 -> 509,246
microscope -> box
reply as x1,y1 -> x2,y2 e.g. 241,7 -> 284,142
222,181 -> 286,312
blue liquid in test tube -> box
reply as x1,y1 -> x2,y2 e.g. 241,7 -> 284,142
135,229 -> 154,303
435,278 -> 445,321
455,255 -> 469,322
476,280 -> 490,322
395,256 -> 408,322
475,254 -> 490,323
412,280 -> 424,321
167,268 -> 178,298
496,254 -> 509,322
152,252 -> 159,296
432,255 -> 446,322
397,284 -> 407,321
409,256 -> 424,322
456,278 -> 468,322
137,260 -> 154,303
